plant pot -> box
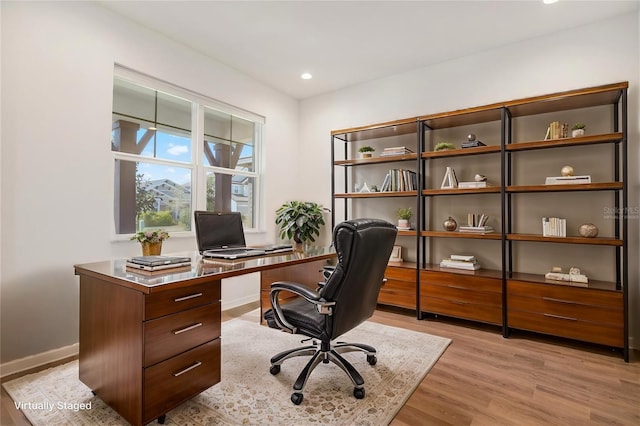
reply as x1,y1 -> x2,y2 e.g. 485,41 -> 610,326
572,129 -> 584,137
359,152 -> 373,159
398,219 -> 410,229
141,242 -> 162,256
292,241 -> 304,253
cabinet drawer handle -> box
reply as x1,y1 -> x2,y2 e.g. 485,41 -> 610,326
174,293 -> 203,302
447,285 -> 468,290
173,361 -> 202,377
542,297 -> 574,304
544,313 -> 577,321
173,322 -> 203,335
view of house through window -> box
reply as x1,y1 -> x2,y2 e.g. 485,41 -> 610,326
112,70 -> 262,236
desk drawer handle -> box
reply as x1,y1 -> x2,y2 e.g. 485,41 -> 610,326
173,322 -> 203,335
544,313 -> 577,321
174,293 -> 203,302
173,361 -> 202,377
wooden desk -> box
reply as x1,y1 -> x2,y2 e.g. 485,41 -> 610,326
74,249 -> 334,426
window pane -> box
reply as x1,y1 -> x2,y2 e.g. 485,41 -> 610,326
203,108 -> 255,172
114,159 -> 192,234
205,171 -> 255,228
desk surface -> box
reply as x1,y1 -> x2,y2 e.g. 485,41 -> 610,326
74,247 -> 336,293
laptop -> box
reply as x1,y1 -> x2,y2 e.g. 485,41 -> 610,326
194,211 -> 269,260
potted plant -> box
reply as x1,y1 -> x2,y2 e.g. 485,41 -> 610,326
571,123 -> 585,137
131,230 -> 170,255
396,207 -> 412,229
434,142 -> 455,151
275,201 -> 329,251
358,146 -> 375,158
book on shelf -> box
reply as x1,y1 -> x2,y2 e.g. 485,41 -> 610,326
466,213 -> 489,227
440,257 -> 480,270
380,146 -> 414,156
545,175 -> 591,185
458,181 -> 488,189
542,217 -> 566,237
461,140 -> 486,148
458,226 -> 494,234
380,168 -> 417,192
450,254 -> 476,261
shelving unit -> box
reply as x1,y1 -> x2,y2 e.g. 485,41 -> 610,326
330,82 -> 629,361
331,118 -> 420,311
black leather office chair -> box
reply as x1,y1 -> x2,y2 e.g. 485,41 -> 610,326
263,218 -> 397,405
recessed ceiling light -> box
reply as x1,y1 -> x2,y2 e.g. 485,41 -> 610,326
543,0 -> 559,4
300,72 -> 313,80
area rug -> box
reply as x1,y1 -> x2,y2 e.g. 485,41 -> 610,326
3,316 -> 450,425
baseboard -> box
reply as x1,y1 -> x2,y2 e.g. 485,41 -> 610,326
1,343 -> 79,379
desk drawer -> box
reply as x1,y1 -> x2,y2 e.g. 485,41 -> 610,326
145,282 -> 221,320
144,339 -> 220,424
144,303 -> 220,367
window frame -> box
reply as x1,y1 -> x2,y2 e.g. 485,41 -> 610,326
111,65 -> 265,240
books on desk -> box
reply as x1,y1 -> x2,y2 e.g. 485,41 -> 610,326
126,255 -> 192,273
126,264 -> 192,275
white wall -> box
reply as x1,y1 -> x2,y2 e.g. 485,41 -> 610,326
0,2 -> 301,365
300,13 -> 640,347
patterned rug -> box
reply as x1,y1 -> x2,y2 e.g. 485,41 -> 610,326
4,314 -> 450,425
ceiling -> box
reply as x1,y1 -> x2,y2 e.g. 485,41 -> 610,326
98,1 -> 639,100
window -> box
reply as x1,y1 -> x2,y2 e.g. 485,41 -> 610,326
112,67 -> 263,236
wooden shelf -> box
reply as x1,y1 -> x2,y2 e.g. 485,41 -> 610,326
334,153 -> 417,166
422,187 -> 501,195
507,182 -> 622,193
421,263 -> 503,279
331,117 -> 418,142
421,230 -> 502,240
397,229 -> 418,237
334,191 -> 417,198
506,233 -> 622,246
419,105 -> 503,129
507,272 -> 619,292
421,144 -> 501,158
506,132 -> 623,152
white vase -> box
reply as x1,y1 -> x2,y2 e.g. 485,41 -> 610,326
398,219 -> 409,228
572,129 -> 584,137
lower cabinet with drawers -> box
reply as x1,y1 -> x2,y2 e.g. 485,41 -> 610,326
420,270 -> 502,326
78,277 -> 221,426
507,280 -> 624,348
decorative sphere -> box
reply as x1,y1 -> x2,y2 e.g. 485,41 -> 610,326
443,217 -> 457,231
467,134 -> 476,141
561,165 -> 574,177
578,223 -> 599,238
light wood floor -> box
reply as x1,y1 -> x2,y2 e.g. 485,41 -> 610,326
2,302 -> 639,425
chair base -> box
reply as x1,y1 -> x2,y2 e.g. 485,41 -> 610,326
269,340 -> 377,405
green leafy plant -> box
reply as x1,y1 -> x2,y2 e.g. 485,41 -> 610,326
130,230 -> 170,244
358,145 -> 375,153
275,201 -> 329,243
396,207 -> 413,220
572,123 -> 586,130
434,142 -> 455,151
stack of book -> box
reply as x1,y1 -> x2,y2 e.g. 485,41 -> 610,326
458,225 -> 494,234
440,254 -> 480,270
380,169 -> 418,192
380,146 -> 414,157
461,140 -> 486,148
542,217 -> 566,237
126,255 -> 192,275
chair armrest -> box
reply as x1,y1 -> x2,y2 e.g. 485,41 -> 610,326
269,281 -> 336,333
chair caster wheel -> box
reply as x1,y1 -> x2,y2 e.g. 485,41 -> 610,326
270,365 -> 281,375
291,392 -> 304,405
354,387 -> 365,399
366,354 -> 377,365
91,390 -> 96,396
157,414 -> 166,424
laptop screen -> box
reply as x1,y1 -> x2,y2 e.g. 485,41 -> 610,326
194,211 -> 246,253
